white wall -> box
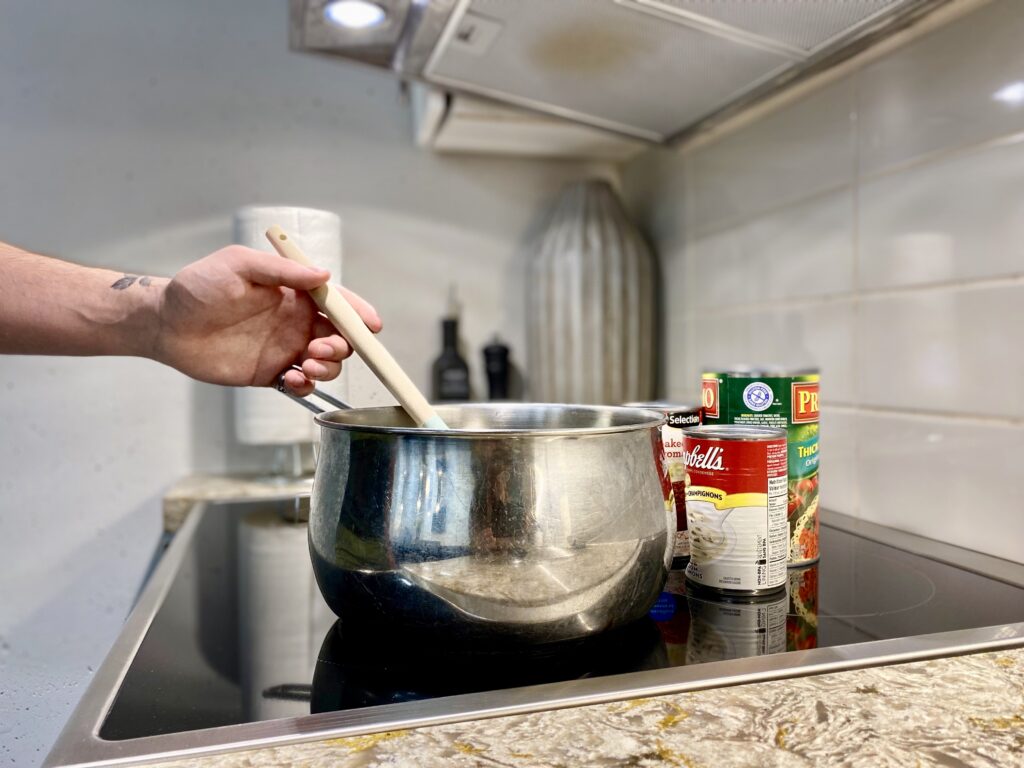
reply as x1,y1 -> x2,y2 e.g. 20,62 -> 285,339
0,1 -> 613,763
624,0 -> 1024,565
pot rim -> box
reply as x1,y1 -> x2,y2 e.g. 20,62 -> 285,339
314,402 -> 666,438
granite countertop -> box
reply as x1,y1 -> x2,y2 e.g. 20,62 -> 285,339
145,648 -> 1023,768
156,476 -> 1023,767
163,473 -> 313,532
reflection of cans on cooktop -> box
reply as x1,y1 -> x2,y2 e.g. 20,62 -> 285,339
647,526 -> 1023,667
686,589 -> 788,664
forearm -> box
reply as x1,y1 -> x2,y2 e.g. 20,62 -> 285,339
0,241 -> 167,358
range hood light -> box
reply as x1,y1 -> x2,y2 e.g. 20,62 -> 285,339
324,0 -> 387,30
992,81 -> 1024,106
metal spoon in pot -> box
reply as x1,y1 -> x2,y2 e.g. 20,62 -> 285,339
265,224 -> 449,430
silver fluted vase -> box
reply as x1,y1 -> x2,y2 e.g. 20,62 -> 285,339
527,179 -> 656,404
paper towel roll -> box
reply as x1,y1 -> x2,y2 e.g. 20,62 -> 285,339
237,509 -> 334,721
232,206 -> 342,445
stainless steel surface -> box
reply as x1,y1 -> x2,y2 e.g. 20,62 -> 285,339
274,365 -> 353,414
44,503 -> 1024,768
309,403 -> 673,643
669,0 -> 958,145
289,0 -> 950,144
682,424 -> 786,441
625,400 -> 701,411
314,402 -> 667,434
394,0 -> 459,74
289,0 -> 414,69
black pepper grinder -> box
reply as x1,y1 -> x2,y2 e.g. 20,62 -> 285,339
431,285 -> 470,402
483,335 -> 511,400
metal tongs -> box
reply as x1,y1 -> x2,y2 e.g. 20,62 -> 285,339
275,364 -> 352,415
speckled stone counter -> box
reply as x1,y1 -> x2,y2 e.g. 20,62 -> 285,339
145,648 -> 1022,768
163,473 -> 312,532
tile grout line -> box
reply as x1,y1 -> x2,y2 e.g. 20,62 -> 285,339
692,272 -> 1024,317
682,155 -> 698,395
852,273 -> 1024,298
823,402 -> 1024,428
858,126 -> 1024,185
690,180 -> 854,243
850,69 -> 863,521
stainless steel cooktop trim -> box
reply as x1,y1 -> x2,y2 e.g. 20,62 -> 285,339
45,502 -> 1024,768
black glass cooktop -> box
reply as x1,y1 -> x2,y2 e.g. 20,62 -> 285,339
100,502 -> 1024,740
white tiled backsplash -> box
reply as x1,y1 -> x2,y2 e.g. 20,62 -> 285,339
624,0 -> 1024,564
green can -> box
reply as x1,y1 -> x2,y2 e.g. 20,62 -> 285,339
701,368 -> 820,566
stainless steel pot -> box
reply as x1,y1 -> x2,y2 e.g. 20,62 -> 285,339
290,396 -> 672,645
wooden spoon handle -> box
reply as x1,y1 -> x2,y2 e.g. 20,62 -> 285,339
265,224 -> 448,430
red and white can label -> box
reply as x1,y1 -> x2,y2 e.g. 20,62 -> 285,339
683,436 -> 788,592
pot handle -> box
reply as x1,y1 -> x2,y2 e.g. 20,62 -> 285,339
275,365 -> 353,414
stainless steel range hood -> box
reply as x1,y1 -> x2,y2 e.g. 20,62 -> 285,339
290,0 -> 951,143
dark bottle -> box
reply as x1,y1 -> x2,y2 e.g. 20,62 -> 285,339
431,287 -> 470,402
482,336 -> 510,400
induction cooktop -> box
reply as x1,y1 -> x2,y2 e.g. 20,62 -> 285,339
46,499 -> 1024,767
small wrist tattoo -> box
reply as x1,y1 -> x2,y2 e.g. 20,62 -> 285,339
110,274 -> 154,290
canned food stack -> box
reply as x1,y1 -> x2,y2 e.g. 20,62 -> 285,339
638,368 -> 820,598
701,369 -> 821,567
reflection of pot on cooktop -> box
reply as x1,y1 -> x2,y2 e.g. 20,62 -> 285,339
311,617 -> 667,714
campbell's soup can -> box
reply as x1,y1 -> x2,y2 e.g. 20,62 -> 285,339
681,424 -> 788,595
626,401 -> 702,568
701,369 -> 820,566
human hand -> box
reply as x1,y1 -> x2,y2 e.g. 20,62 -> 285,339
153,245 -> 381,395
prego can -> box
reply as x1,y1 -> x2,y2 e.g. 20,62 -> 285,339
626,401 -> 702,568
701,368 -> 820,566
681,424 -> 788,595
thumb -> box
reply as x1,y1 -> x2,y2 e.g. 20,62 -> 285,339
235,248 -> 330,290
